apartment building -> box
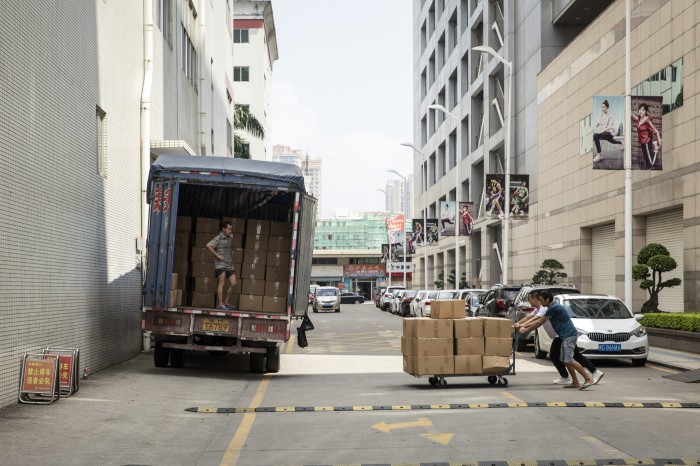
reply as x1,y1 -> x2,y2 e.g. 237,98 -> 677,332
272,144 -> 323,213
0,0 -> 234,409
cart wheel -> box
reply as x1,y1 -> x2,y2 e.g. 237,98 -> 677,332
497,377 -> 508,387
487,375 -> 497,385
438,378 -> 447,388
428,377 -> 437,386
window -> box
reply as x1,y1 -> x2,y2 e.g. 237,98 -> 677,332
96,106 -> 107,178
234,66 -> 249,82
632,57 -> 683,115
226,119 -> 232,156
181,24 -> 198,92
312,258 -> 338,265
155,0 -> 172,46
234,29 -> 249,43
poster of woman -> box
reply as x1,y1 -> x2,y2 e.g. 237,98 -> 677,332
631,96 -> 663,170
591,95 -> 624,169
439,201 -> 457,237
458,202 -> 474,236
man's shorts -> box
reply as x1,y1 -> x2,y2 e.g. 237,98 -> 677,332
215,268 -> 236,278
560,335 -> 578,363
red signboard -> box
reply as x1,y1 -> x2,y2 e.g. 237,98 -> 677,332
58,355 -> 73,389
21,359 -> 56,394
344,264 -> 385,278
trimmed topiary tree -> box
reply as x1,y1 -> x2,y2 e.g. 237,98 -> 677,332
632,243 -> 682,313
532,259 -> 568,285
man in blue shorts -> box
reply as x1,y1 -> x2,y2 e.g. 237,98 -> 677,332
516,290 -> 594,390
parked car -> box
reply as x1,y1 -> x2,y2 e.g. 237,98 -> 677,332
312,286 -> 341,313
340,292 -> 365,304
411,290 -> 428,317
309,284 -> 320,305
399,290 -> 418,317
458,288 -> 488,317
380,286 -> 406,311
390,290 -> 406,314
475,284 -> 523,318
534,294 -> 649,366
506,285 -> 580,349
416,290 -> 439,317
437,289 -> 458,300
374,288 -> 385,308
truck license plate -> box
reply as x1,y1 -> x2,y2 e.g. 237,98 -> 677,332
202,318 -> 229,333
598,344 -> 621,352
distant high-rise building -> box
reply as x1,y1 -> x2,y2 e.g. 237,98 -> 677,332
272,145 -> 322,213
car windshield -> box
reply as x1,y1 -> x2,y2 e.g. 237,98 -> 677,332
427,291 -> 438,299
503,289 -> 520,300
438,291 -> 457,299
405,290 -> 417,298
317,289 -> 337,297
561,298 -> 633,319
470,295 -> 483,305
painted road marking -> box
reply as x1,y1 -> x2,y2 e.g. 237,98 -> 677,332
372,418 -> 432,432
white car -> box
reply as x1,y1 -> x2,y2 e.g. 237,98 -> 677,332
379,286 -> 405,311
534,294 -> 649,366
416,290 -> 439,317
411,290 -> 428,317
459,288 -> 489,317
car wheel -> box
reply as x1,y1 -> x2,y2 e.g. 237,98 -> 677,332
312,308 -> 318,313
631,358 -> 647,367
355,299 -> 361,304
534,332 -> 547,359
336,307 -> 340,313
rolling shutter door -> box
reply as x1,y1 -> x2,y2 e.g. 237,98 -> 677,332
646,210 -> 683,312
592,224 -> 616,295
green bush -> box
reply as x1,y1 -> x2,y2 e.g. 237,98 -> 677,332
640,313 -> 700,333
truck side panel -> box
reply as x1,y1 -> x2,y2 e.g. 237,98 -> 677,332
144,179 -> 179,308
292,193 -> 317,317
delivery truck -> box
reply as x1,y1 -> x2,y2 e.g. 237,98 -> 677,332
142,154 -> 316,373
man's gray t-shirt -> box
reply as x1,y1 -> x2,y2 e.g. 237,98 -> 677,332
207,232 -> 234,270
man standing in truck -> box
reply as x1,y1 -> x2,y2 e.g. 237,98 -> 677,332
206,221 -> 238,310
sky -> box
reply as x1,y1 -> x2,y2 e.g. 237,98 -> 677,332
269,0 -> 414,218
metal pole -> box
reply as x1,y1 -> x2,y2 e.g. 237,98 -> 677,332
402,185 -> 407,288
624,0 -> 633,310
423,165 -> 428,289
503,60 -> 513,286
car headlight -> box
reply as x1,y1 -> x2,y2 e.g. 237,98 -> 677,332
631,325 -> 647,337
576,328 -> 588,337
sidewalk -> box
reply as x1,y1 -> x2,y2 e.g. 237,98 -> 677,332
648,345 -> 700,371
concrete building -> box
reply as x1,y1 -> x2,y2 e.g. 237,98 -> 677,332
272,144 -> 323,213
385,179 -> 405,214
0,0 -> 234,409
233,0 -> 278,160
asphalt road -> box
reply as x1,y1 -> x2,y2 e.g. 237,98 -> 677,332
1,302 -> 699,466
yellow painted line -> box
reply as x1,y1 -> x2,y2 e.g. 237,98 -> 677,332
546,402 -> 568,407
353,405 -> 373,411
584,401 -> 606,407
372,418 -> 432,432
220,375 -> 270,466
500,391 -> 526,403
623,402 -> 644,408
392,405 -> 412,410
661,402 -> 682,408
650,364 -> 676,374
430,404 -> 451,409
285,335 -> 295,354
314,406 -> 334,411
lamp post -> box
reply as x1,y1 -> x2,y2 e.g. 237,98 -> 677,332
376,188 -> 391,286
472,45 -> 513,285
428,104 -> 460,289
400,143 -> 429,290
387,169 -> 408,289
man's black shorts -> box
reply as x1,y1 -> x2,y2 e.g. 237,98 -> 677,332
215,268 -> 236,278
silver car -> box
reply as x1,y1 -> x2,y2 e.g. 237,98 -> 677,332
312,286 -> 341,313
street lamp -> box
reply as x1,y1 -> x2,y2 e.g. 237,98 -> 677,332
387,169 -> 408,289
400,143 -> 429,290
376,188 -> 391,287
472,45 -> 513,285
427,103 -> 461,289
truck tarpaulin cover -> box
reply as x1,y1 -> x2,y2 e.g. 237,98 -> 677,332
148,155 -> 307,197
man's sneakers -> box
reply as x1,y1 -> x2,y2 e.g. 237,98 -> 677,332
593,154 -> 604,163
216,305 -> 228,310
592,370 -> 605,384
553,376 -> 572,385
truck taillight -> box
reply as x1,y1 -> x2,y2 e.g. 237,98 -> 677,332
425,300 -> 431,305
250,323 -> 276,333
496,299 -> 505,308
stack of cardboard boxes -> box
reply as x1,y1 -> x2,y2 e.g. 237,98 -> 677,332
401,299 -> 513,376
172,216 -> 292,313
169,273 -> 183,307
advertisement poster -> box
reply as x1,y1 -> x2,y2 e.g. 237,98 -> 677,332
384,214 -> 405,245
591,95 -> 625,170
439,201 -> 457,237
508,174 -> 529,218
426,218 -> 439,245
485,174 -> 505,219
391,232 -> 407,255
344,264 -> 385,278
380,243 -> 399,263
410,218 -> 425,248
631,96 -> 663,170
458,202 -> 475,236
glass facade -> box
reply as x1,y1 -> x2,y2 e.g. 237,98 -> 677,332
314,212 -> 390,250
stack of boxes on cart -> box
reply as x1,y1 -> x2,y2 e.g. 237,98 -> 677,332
402,300 -> 512,376
172,216 -> 292,313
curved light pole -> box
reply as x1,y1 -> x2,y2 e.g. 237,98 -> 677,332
428,104 -> 460,289
376,188 -> 391,287
472,45 -> 513,285
387,169 -> 408,289
400,143 -> 429,290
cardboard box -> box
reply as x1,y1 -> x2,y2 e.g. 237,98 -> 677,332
221,217 -> 246,234
232,248 -> 244,264
485,337 -> 513,357
191,261 -> 214,278
413,356 -> 454,375
403,355 -> 414,374
481,317 -> 512,338
191,292 -> 216,308
401,336 -> 413,356
190,247 -> 214,263
239,294 -> 264,312
412,338 -> 453,357
172,261 -> 189,286
269,221 -> 293,237
174,231 -> 190,246
454,355 -> 483,374
482,355 -> 511,374
171,273 -> 179,289
414,318 -> 453,338
265,266 -> 289,283
242,279 -> 265,295
264,281 -> 287,297
263,296 -> 287,314
243,249 -> 267,266
241,262 -> 266,280
246,220 -> 270,236
195,232 -> 243,248
169,290 -> 178,307
173,243 -> 189,261
266,250 -> 290,268
194,276 -> 220,293
455,337 -> 485,356
245,234 -> 269,251
176,216 -> 192,232
196,217 -> 221,233
454,318 -> 484,338
268,235 -> 291,252
403,318 -> 417,337
430,300 -> 466,319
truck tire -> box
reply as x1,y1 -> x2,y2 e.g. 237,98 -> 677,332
170,349 -> 185,368
250,352 -> 265,373
266,346 -> 281,373
154,342 -> 170,368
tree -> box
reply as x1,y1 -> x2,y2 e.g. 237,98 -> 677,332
434,271 -> 446,290
532,259 -> 568,285
632,243 -> 682,313
434,270 -> 468,289
234,104 -> 265,159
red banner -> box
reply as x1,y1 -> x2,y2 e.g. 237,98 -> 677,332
385,214 -> 404,244
344,264 -> 385,278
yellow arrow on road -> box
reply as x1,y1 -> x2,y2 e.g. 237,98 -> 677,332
420,433 -> 454,445
372,418 -> 432,433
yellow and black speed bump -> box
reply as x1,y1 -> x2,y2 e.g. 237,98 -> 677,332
185,401 -> 700,414
281,459 -> 699,466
